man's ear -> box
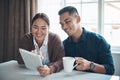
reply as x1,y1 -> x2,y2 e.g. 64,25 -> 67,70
77,16 -> 80,23
48,26 -> 50,30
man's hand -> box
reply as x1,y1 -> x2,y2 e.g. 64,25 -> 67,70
75,57 -> 91,71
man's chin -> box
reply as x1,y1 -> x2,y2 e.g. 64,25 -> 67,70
67,32 -> 72,36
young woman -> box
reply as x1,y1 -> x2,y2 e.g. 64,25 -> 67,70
17,13 -> 65,76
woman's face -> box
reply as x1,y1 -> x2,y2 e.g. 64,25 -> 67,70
32,18 -> 49,44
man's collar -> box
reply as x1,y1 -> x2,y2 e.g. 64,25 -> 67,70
79,27 -> 87,42
68,27 -> 87,43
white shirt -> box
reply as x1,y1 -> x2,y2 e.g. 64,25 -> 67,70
33,34 -> 50,65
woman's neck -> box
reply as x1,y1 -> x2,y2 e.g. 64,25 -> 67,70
36,40 -> 43,48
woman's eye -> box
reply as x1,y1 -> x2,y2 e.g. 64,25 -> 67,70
33,26 -> 38,29
42,27 -> 46,30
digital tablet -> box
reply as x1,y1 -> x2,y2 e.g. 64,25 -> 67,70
19,48 -> 43,70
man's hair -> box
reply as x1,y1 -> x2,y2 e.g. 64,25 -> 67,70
58,6 -> 79,16
31,13 -> 50,26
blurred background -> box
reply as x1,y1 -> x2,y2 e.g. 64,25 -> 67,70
0,0 -> 120,76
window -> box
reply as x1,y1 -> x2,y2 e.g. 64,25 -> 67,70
65,0 -> 98,32
37,0 -> 67,41
38,0 -> 120,52
104,1 -> 120,47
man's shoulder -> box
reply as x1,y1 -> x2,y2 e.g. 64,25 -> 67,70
86,31 -> 104,40
86,31 -> 109,45
63,37 -> 71,45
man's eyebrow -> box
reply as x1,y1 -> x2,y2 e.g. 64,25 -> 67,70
64,18 -> 70,22
59,18 -> 70,24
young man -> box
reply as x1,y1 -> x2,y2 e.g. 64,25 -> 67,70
58,6 -> 114,75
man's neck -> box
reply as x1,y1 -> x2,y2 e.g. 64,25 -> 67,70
72,27 -> 83,42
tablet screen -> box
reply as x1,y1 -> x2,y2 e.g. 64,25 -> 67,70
19,48 -> 43,70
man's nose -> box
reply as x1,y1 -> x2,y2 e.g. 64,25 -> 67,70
62,24 -> 67,30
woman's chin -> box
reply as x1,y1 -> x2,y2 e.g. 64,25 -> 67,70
36,37 -> 43,41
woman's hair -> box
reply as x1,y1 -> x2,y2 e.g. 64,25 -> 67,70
31,13 -> 50,26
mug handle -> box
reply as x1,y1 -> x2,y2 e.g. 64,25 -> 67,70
73,63 -> 78,69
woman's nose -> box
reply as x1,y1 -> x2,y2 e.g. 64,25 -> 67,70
37,28 -> 42,33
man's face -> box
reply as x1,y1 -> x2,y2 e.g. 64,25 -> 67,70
32,18 -> 49,43
59,12 -> 79,36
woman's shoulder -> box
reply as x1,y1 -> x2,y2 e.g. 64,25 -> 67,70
49,32 -> 60,38
21,33 -> 33,41
48,32 -> 61,42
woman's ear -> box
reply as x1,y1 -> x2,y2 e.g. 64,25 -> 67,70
77,16 -> 81,23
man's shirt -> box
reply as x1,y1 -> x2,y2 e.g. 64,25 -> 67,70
63,28 -> 114,75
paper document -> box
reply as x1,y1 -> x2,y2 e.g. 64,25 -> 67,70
19,48 -> 43,70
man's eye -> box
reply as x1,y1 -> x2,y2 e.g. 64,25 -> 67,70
65,20 -> 71,24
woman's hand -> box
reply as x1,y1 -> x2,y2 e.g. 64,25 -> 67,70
37,65 -> 51,77
31,50 -> 44,60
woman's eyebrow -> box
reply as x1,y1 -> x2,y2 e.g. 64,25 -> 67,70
33,24 -> 38,27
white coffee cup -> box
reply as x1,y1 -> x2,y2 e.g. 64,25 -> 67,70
63,57 -> 77,73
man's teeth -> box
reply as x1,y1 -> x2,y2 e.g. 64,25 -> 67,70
66,29 -> 69,32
